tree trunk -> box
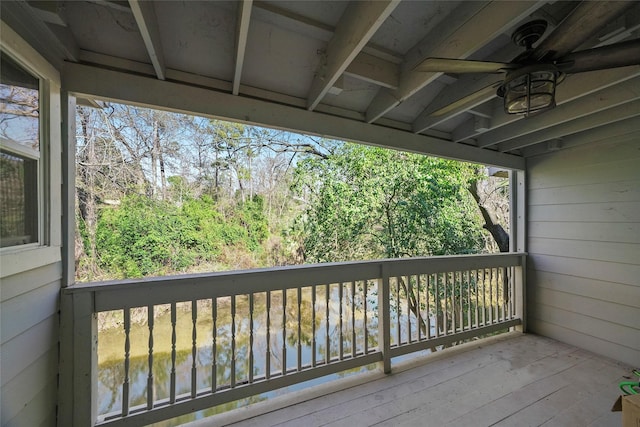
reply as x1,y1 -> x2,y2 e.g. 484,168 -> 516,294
77,108 -> 98,276
468,179 -> 510,252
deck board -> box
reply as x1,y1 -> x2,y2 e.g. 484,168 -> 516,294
189,333 -> 631,427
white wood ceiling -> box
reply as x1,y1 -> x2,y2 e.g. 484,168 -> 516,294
2,0 -> 639,168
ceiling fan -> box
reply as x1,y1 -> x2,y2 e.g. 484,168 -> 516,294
414,3 -> 640,117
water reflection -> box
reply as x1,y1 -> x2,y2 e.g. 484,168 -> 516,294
98,284 -> 382,425
98,272 -> 502,426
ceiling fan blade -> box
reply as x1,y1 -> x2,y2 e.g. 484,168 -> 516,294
532,1 -> 635,61
414,58 -> 512,74
556,39 -> 640,74
430,81 -> 503,118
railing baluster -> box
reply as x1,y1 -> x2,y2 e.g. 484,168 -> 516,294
396,277 -> 401,345
503,268 -> 508,322
282,289 -> 287,376
122,308 -> 130,416
434,273 -> 439,337
266,291 -> 271,379
451,272 -> 456,334
231,295 -> 236,387
339,282 -> 344,360
351,281 -> 356,358
364,281 -> 368,354
443,273 -> 448,336
171,303 -> 177,402
482,269 -> 487,326
191,300 -> 197,398
211,299 -> 217,393
458,271 -> 463,332
211,298 -> 218,393
490,268 -> 495,324
509,267 -> 514,320
147,305 -> 154,410
297,287 -> 302,372
312,285 -> 316,367
325,283 -> 330,364
464,270 -> 471,330
499,268 -> 504,322
426,275 -> 431,339
249,293 -> 254,383
475,270 -> 480,328
407,276 -> 412,344
498,268 -> 502,322
416,275 -> 421,341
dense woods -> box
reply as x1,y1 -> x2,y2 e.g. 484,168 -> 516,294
75,103 -> 509,282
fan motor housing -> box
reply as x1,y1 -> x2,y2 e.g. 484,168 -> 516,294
512,20 -> 548,50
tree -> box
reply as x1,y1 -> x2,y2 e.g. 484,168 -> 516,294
293,143 -> 484,262
468,171 -> 510,252
292,143 -> 488,338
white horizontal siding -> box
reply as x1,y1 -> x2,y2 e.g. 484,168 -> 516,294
1,279 -> 60,344
1,263 -> 60,427
529,201 -> 640,222
531,253 -> 639,287
529,221 -> 640,244
1,349 -> 57,424
528,319 -> 640,367
1,314 -> 59,388
527,134 -> 640,366
1,262 -> 62,302
529,237 -> 640,265
531,286 -> 639,330
529,179 -> 640,205
3,377 -> 57,427
530,270 -> 640,308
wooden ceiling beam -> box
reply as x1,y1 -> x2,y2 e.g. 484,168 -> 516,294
477,74 -> 640,148
456,66 -> 640,143
522,116 -> 640,157
3,1 -> 79,64
128,0 -> 165,80
411,42 -> 522,134
411,74 -> 501,134
306,0 -> 400,111
365,1 -> 543,123
498,99 -> 640,153
64,62 -> 526,169
233,0 -> 253,96
532,1 -> 635,61
344,52 -> 399,90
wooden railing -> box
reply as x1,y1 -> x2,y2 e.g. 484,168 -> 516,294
61,253 -> 526,426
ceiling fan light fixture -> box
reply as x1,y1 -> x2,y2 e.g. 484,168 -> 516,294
499,64 -> 560,117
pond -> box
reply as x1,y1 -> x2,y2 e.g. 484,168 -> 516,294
97,285 -> 428,426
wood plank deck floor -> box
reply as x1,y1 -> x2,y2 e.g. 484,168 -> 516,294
191,332 -> 633,427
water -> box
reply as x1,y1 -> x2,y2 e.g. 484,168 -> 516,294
97,287 -> 388,426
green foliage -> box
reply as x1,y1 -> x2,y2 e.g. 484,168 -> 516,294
95,195 -> 269,278
293,143 -> 485,262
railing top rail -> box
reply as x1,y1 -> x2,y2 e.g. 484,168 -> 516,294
65,253 -> 525,312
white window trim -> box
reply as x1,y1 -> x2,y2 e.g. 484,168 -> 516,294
1,21 -> 62,272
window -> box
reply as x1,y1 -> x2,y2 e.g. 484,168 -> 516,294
0,52 -> 40,247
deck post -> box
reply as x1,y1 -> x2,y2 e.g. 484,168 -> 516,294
57,291 -> 74,426
378,263 -> 391,374
72,291 -> 98,425
515,256 -> 527,332
510,170 -> 527,332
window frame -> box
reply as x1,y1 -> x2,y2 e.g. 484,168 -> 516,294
0,57 -> 43,249
0,21 -> 62,278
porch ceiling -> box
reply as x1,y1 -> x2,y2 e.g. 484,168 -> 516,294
3,0 -> 640,168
